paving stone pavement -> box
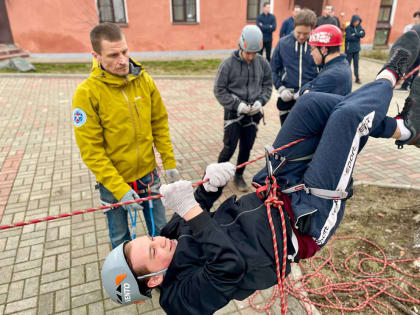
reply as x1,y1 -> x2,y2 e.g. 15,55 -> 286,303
0,58 -> 419,315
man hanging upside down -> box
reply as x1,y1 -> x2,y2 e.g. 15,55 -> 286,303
101,29 -> 420,315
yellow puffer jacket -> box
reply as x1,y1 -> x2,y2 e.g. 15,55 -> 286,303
72,58 -> 176,200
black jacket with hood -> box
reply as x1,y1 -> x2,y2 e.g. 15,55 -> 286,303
345,15 -> 365,54
158,186 -> 294,315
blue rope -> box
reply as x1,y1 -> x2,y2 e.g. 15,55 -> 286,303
149,199 -> 155,237
128,207 -> 137,239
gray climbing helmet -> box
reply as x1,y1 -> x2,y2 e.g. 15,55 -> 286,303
101,241 -> 150,305
238,25 -> 263,52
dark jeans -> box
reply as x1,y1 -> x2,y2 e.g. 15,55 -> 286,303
218,122 -> 258,176
346,51 -> 360,80
259,41 -> 272,62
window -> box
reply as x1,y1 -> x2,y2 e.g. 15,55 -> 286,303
374,0 -> 393,46
172,0 -> 197,23
97,0 -> 127,24
247,0 -> 270,21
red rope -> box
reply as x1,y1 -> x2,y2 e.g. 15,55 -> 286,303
396,63 -> 420,86
0,138 -> 306,230
249,175 -> 289,315
282,235 -> 420,314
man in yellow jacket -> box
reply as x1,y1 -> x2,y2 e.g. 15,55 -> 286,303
72,22 -> 179,248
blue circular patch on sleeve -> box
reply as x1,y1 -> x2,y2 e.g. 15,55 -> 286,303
73,108 -> 87,127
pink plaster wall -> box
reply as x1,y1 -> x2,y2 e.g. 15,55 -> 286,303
5,0 -> 418,53
388,1 -> 420,44
6,0 -> 97,52
329,0 -> 382,45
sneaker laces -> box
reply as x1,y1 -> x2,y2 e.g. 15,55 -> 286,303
396,97 -> 413,119
389,49 -> 410,77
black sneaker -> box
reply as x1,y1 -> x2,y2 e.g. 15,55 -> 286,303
395,76 -> 420,148
378,30 -> 420,81
355,78 -> 361,84
412,24 -> 420,40
233,175 -> 249,192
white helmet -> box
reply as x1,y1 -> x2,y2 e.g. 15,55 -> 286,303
101,241 -> 167,305
238,25 -> 263,52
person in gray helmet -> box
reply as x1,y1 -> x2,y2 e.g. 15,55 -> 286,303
214,25 -> 272,192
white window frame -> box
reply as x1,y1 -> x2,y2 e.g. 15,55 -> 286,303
95,0 -> 129,25
170,0 -> 200,24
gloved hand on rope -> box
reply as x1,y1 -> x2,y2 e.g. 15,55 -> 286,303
166,168 -> 180,183
203,162 -> 236,192
119,188 -> 144,212
237,102 -> 251,116
249,100 -> 262,115
278,86 -> 294,102
159,180 -> 198,218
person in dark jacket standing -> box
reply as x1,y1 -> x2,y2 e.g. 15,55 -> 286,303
279,4 -> 301,38
345,15 -> 365,84
256,2 -> 277,61
271,9 -> 318,124
300,24 -> 352,96
316,5 -> 339,27
214,25 -> 272,192
101,30 -> 420,315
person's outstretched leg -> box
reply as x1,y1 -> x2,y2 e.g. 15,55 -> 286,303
253,92 -> 344,185
288,30 -> 420,248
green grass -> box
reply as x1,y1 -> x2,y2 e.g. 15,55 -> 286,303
0,59 -> 223,75
360,49 -> 388,62
0,51 -> 388,74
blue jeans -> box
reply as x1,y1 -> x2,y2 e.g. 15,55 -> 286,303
99,169 -> 167,249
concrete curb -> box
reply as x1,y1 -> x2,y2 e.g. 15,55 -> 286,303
360,56 -> 386,65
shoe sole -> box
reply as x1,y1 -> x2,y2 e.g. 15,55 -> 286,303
391,30 -> 420,69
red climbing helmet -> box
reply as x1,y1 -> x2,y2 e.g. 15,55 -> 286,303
309,24 -> 342,47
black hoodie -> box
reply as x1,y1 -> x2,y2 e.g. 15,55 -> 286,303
345,15 -> 365,53
158,186 -> 295,315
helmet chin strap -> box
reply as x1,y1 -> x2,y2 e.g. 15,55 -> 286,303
137,268 -> 168,280
317,47 -> 329,66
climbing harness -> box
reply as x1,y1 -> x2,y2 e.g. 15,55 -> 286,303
265,145 -> 349,201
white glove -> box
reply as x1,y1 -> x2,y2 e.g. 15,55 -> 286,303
159,181 -> 198,218
249,100 -> 263,115
293,92 -> 300,100
203,162 -> 236,192
237,102 -> 250,116
119,189 -> 144,212
278,86 -> 294,102
166,168 -> 180,183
